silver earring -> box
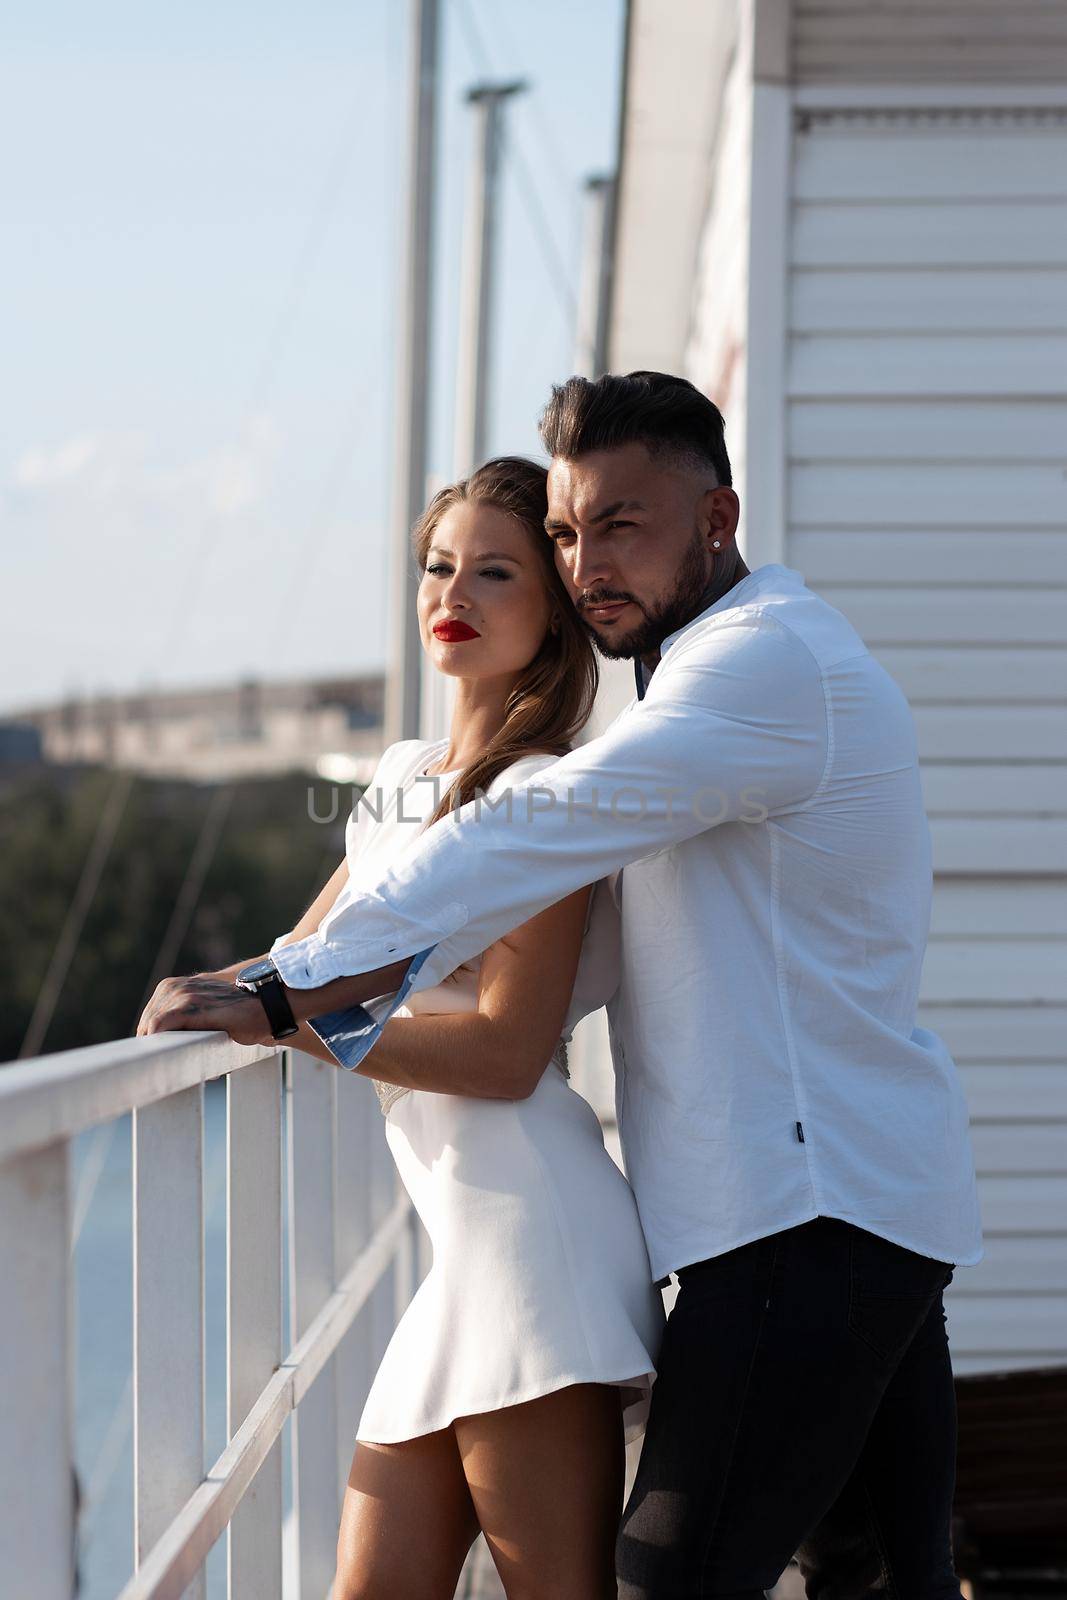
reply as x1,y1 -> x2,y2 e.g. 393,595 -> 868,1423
712,539 -> 721,549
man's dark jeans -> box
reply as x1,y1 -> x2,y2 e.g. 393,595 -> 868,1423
616,1216 -> 963,1599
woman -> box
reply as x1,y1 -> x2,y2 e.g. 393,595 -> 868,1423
271,458 -> 663,1599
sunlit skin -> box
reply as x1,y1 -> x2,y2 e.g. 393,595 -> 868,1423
416,500 -> 558,774
544,441 -> 746,676
135,442 -> 748,1041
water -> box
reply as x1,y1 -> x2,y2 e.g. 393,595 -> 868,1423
71,1080 -> 294,1598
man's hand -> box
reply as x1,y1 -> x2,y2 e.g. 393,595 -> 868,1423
136,973 -> 270,1047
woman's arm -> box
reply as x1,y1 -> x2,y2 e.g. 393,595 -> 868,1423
305,883 -> 595,1097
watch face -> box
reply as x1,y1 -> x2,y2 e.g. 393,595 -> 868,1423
236,958 -> 277,987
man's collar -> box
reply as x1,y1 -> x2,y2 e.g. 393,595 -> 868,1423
634,656 -> 649,701
633,564 -> 795,701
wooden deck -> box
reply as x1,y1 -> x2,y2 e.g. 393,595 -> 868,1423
953,1365 -> 1067,1597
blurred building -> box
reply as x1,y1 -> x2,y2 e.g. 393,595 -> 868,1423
0,722 -> 43,764
574,0 -> 1067,1378
9,674 -> 386,784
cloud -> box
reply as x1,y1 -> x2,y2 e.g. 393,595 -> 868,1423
6,417 -> 281,518
202,417 -> 280,515
12,435 -> 99,488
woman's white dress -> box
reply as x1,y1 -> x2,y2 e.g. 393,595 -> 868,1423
341,737 -> 664,1446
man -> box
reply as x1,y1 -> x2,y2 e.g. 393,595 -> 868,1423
143,372 -> 982,1597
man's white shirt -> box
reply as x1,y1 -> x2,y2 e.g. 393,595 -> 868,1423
273,563 -> 983,1283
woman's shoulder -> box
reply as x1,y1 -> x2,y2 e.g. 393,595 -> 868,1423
371,738 -> 441,782
350,741 -> 439,816
367,741 -> 563,798
347,740 -> 439,856
486,747 -> 566,795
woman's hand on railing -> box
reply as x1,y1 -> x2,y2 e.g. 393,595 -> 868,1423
135,971 -> 272,1047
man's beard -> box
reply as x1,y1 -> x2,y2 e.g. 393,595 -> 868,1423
580,529 -> 713,662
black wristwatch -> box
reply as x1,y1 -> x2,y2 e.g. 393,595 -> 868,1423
235,958 -> 299,1040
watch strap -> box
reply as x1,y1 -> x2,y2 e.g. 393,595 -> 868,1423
249,970 -> 299,1040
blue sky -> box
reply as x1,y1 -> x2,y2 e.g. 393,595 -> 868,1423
2,0 -> 624,712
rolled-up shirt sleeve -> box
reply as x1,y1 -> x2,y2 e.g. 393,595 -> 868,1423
267,927 -> 435,1070
270,614 -> 829,1050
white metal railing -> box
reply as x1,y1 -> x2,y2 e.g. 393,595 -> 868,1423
0,1031 -> 422,1600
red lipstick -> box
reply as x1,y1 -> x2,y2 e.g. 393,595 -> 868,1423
433,620 -> 481,642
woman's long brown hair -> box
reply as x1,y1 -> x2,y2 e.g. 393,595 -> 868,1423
412,456 -> 599,829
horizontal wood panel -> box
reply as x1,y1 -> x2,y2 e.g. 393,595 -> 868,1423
793,136 -> 1067,204
970,1122 -> 1067,1174
822,583 -> 1067,643
920,932 -> 1067,999
790,334 -> 1067,399
791,268 -> 1067,334
960,1064 -> 1067,1122
795,0 -> 1067,12
918,1005 -> 1067,1063
795,55 -> 1067,87
966,1173 -> 1067,1232
875,646 -> 1067,703
922,764 -> 1067,815
791,461 -> 1067,526
792,202 -> 1067,268
791,532 -> 1067,586
796,8 -> 1067,38
945,1293 -> 1067,1356
789,398 -> 1067,460
914,706 -> 1066,760
928,817 -> 1067,874
795,0 -> 1067,10
930,880 -> 1067,936
948,1234 -> 1067,1296
819,586 -> 1066,644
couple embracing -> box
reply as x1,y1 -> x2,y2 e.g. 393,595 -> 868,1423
140,370 -> 983,1599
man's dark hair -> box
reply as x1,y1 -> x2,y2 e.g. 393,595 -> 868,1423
538,370 -> 732,487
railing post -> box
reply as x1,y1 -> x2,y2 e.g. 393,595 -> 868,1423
333,1071 -> 379,1495
227,1055 -> 284,1598
132,1086 -> 206,1599
287,1049 -> 340,1598
0,1140 -> 75,1598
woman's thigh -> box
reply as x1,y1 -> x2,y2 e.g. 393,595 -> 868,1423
453,1381 -> 625,1600
335,1427 -> 481,1600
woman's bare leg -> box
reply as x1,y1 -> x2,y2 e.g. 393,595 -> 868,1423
334,1427 -> 481,1600
454,1382 -> 625,1600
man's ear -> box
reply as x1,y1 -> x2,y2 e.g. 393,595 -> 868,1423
699,485 -> 740,548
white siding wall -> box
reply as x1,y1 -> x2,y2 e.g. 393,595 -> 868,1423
792,0 -> 1067,84
786,105 -> 1067,1373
